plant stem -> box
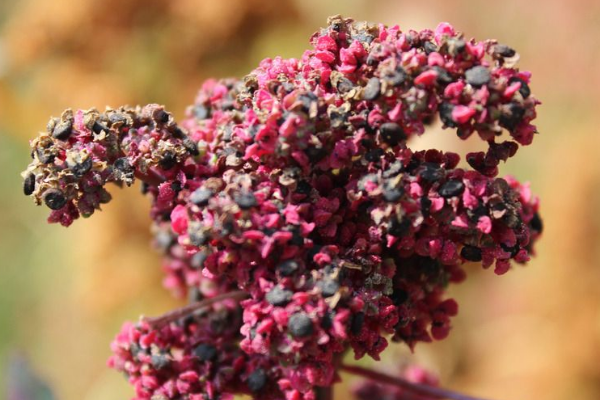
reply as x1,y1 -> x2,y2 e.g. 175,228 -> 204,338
134,168 -> 168,187
315,386 -> 333,400
340,364 -> 494,400
143,290 -> 248,328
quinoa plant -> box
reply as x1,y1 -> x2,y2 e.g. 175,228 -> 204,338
21,16 -> 542,400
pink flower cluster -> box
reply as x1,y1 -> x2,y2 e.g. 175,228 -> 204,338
23,16 -> 542,400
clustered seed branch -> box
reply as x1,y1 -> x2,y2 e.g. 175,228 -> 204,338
23,15 -> 542,400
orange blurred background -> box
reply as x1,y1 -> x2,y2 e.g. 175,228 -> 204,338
1,1 -> 599,399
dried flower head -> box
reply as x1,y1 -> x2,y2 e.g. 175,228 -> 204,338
22,16 -> 542,400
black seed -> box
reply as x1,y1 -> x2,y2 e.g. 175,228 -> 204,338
405,158 -> 420,173
154,230 -> 174,251
23,173 -> 36,195
363,77 -> 381,100
380,122 -> 405,146
433,66 -> 452,84
171,127 -> 186,139
329,108 -> 347,128
170,181 -> 182,193
159,151 -> 177,170
190,188 -> 213,206
361,137 -> 374,146
194,105 -> 210,120
438,102 -> 456,128
467,204 -> 488,223
391,288 -> 409,305
36,147 -> 55,164
318,279 -> 340,298
423,41 -> 437,54
383,161 -> 404,178
188,286 -> 202,302
337,77 -> 354,93
221,221 -> 234,236
503,210 -> 521,230
129,343 -> 142,357
289,230 -> 304,246
151,354 -> 169,369
266,286 -> 293,306
298,92 -> 318,112
247,369 -> 267,392
417,256 -> 440,275
453,39 -> 466,53
190,251 -> 207,269
388,218 -> 411,237
277,259 -> 299,276
108,112 -> 129,125
46,118 -> 58,133
221,99 -> 235,111
421,196 -> 432,217
465,66 -> 491,87
72,157 -> 92,178
305,146 -> 327,162
194,344 -> 217,362
156,110 -> 169,123
52,120 -> 73,140
365,148 -> 384,162
419,163 -> 444,182
282,81 -> 295,93
183,137 -> 199,156
188,230 -> 207,246
422,115 -> 435,126
366,54 -> 377,66
321,312 -> 334,329
295,180 -> 312,195
288,313 -> 313,338
384,66 -> 407,86
354,32 -> 374,44
494,44 -> 516,58
439,180 -> 465,198
508,77 -> 531,99
114,157 -> 133,174
350,312 -> 365,335
461,245 -> 482,262
264,229 -> 277,236
499,103 -> 525,130
383,186 -> 404,203
530,212 -> 543,233
234,191 -> 257,209
43,189 -> 67,210
92,121 -> 109,134
114,157 -> 134,183
501,244 -> 520,258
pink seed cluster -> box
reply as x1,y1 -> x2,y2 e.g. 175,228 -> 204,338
22,16 -> 542,400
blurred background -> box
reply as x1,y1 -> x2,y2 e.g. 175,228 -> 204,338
0,0 -> 599,399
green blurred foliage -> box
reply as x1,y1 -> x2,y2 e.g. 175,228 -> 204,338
1,1 -> 599,400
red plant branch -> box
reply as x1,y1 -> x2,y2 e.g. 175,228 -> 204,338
315,386 -> 333,400
143,290 -> 248,328
340,364 -> 494,400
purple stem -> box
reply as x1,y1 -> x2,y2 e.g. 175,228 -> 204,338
143,290 -> 248,328
340,364 -> 495,400
316,386 -> 333,400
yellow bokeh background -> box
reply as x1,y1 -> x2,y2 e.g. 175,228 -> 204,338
1,1 -> 599,399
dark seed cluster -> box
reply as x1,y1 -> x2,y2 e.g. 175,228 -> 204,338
21,104 -> 197,226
